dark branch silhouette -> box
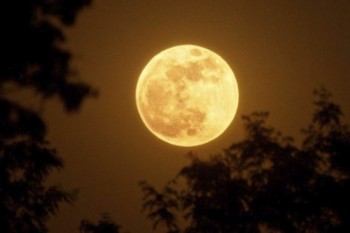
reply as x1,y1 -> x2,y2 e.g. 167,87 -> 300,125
1,0 -> 95,232
80,214 -> 122,233
139,180 -> 179,233
1,0 -> 96,111
140,88 -> 350,233
0,139 -> 77,232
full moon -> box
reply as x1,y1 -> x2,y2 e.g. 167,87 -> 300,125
136,45 -> 239,147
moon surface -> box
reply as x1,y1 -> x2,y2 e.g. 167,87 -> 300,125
136,45 -> 239,147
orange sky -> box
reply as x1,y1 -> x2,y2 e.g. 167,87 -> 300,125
44,1 -> 350,233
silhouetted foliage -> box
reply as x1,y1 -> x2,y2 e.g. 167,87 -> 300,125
1,0 -> 94,232
80,214 -> 121,233
139,181 -> 179,233
140,88 -> 350,233
0,140 -> 77,233
0,99 -> 46,141
1,0 -> 96,111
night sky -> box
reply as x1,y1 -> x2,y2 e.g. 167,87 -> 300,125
42,1 -> 350,233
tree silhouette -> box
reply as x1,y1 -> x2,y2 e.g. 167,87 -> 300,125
1,0 -> 96,111
139,180 -> 179,233
1,0 -> 95,232
140,88 -> 350,233
80,214 -> 121,233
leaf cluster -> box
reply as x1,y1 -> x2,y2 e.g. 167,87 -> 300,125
80,214 -> 122,233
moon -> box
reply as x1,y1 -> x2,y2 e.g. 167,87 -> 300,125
136,45 -> 239,147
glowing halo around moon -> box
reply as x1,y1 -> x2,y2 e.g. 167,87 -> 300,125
135,45 -> 239,147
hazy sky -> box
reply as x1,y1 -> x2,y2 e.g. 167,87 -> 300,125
44,1 -> 350,233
